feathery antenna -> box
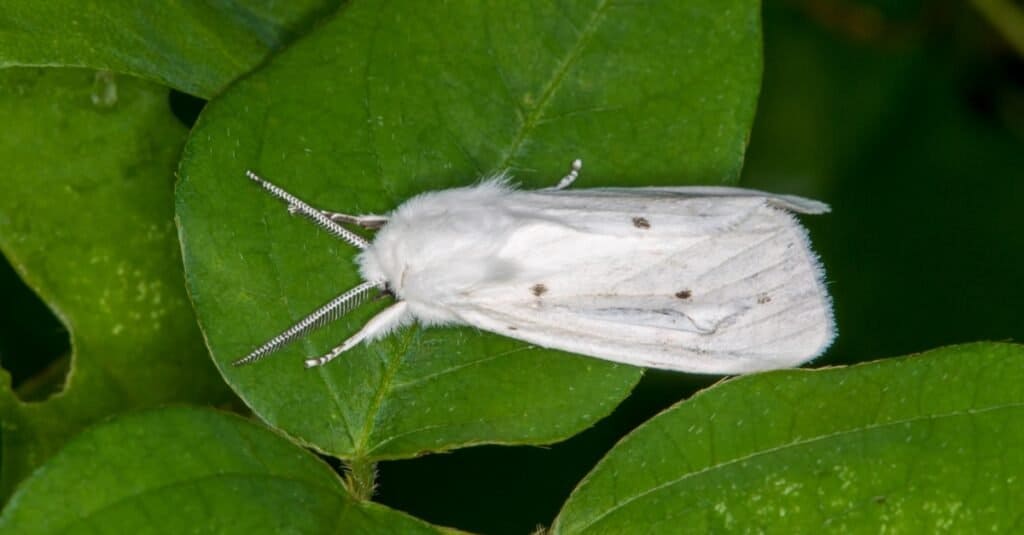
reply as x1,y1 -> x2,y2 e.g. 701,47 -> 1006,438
233,280 -> 386,366
245,170 -> 370,249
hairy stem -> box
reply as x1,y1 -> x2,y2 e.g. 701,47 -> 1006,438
343,457 -> 377,500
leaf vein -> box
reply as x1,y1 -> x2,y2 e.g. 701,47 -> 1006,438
498,0 -> 612,169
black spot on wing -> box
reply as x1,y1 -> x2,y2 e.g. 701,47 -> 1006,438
675,289 -> 692,299
632,216 -> 651,229
531,283 -> 548,297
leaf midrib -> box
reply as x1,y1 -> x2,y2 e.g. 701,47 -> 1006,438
497,0 -> 612,170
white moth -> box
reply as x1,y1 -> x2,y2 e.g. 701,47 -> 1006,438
235,160 -> 835,374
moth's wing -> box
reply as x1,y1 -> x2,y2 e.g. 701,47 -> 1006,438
578,186 -> 831,214
500,187 -> 829,239
452,192 -> 834,374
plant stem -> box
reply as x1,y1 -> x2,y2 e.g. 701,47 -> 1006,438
343,457 -> 377,500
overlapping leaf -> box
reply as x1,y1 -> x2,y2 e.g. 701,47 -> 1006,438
552,343 -> 1024,533
0,68 -> 230,498
0,1 -> 341,97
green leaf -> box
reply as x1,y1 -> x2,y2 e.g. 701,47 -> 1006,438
0,407 -> 453,534
176,0 -> 761,461
0,68 -> 230,499
551,343 -> 1024,533
0,1 -> 341,97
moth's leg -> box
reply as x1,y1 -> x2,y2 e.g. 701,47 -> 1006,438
304,301 -> 410,368
551,159 -> 583,190
322,212 -> 389,229
286,205 -> 388,229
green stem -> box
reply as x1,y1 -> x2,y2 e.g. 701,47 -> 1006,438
343,457 -> 377,500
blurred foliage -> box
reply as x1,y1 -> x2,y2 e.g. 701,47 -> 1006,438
972,0 -> 1024,56
0,1 -> 1021,534
743,0 -> 1024,364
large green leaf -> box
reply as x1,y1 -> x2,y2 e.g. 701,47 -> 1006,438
177,0 -> 761,462
551,343 -> 1024,533
0,0 -> 340,97
0,68 -> 230,498
0,407 -> 454,534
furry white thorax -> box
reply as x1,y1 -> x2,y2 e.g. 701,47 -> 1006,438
357,178 -> 520,326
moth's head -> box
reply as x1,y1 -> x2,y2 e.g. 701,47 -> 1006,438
356,245 -> 387,288
355,224 -> 405,297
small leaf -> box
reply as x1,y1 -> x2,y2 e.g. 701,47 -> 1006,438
551,343 -> 1024,533
0,68 -> 230,498
0,407 -> 452,534
177,0 -> 761,461
0,1 -> 341,97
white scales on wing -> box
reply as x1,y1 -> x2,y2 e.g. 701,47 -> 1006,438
236,160 -> 835,374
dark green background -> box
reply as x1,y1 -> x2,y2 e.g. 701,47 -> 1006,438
1,2 -> 1021,534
